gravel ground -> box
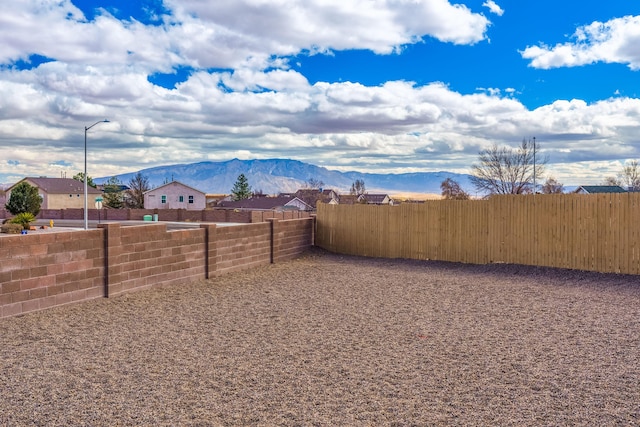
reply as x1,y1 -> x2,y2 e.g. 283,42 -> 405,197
1,248 -> 640,426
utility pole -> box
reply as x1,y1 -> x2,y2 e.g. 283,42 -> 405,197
532,136 -> 536,195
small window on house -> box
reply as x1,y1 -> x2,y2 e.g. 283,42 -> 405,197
179,195 -> 184,202
69,194 -> 73,197
161,195 -> 167,204
188,195 -> 194,204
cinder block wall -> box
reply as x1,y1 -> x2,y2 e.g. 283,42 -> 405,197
271,218 -> 315,263
0,230 -> 105,318
0,217 -> 315,319
213,223 -> 272,275
2,208 -> 311,223
102,223 -> 206,297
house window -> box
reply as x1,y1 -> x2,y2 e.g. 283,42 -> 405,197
69,194 -> 73,197
188,195 -> 194,204
161,195 -> 167,204
179,195 -> 184,202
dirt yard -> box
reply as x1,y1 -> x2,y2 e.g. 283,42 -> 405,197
1,248 -> 639,426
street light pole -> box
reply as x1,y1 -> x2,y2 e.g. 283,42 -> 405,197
532,136 -> 536,195
84,120 -> 109,230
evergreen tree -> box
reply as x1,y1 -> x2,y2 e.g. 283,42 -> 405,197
103,176 -> 124,209
6,181 -> 41,216
73,172 -> 96,188
231,174 -> 252,201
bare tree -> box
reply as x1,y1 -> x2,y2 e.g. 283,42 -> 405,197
619,160 -> 640,191
350,179 -> 366,196
125,172 -> 150,208
541,176 -> 564,194
304,178 -> 325,189
601,176 -> 622,186
440,178 -> 470,200
470,139 -> 546,195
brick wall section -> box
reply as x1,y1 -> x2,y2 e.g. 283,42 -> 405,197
1,218 -> 314,319
214,223 -> 272,275
270,218 -> 315,263
0,230 -> 105,318
251,210 -> 312,223
108,223 -> 206,297
1,208 -> 311,223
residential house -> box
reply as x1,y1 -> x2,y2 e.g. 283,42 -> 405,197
206,194 -> 228,208
144,181 -> 206,210
358,193 -> 394,205
279,189 -> 339,210
6,177 -> 102,209
216,195 -> 313,211
336,194 -> 360,205
574,185 -> 627,194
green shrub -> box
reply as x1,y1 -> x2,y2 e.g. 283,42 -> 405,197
6,181 -> 41,216
1,223 -> 24,234
9,212 -> 36,230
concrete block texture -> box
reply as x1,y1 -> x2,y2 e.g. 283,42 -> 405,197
1,218 -> 314,318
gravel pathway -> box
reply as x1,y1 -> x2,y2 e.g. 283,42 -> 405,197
1,248 -> 639,426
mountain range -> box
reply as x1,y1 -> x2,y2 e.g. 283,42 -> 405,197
95,158 -> 474,196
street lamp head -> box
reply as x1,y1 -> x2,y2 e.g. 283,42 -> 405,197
85,119 -> 110,131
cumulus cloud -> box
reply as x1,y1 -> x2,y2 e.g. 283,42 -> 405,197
483,1 -> 504,17
0,0 -> 490,74
1,1 -> 640,185
521,15 -> 640,69
3,55 -> 640,184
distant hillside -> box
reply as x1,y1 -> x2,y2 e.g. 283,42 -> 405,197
96,158 -> 474,195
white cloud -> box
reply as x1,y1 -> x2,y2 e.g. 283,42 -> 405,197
3,56 -> 640,185
521,15 -> 640,70
1,1 -> 640,185
166,0 -> 490,56
483,0 -> 504,17
0,0 -> 490,75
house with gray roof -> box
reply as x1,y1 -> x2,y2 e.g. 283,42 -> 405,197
358,193 -> 394,205
216,195 -> 313,211
6,177 -> 102,209
574,185 -> 627,194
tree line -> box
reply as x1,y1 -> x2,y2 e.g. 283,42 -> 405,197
441,138 -> 640,199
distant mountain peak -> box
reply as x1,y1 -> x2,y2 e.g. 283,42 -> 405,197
96,158 -> 473,196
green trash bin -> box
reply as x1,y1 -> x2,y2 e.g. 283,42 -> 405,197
143,215 -> 152,221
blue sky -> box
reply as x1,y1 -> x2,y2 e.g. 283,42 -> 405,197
1,0 -> 640,188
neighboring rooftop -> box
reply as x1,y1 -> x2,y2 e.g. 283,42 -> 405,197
575,185 -> 627,194
11,177 -> 102,194
216,195 -> 312,211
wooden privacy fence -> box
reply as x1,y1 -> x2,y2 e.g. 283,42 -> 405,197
316,193 -> 640,275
